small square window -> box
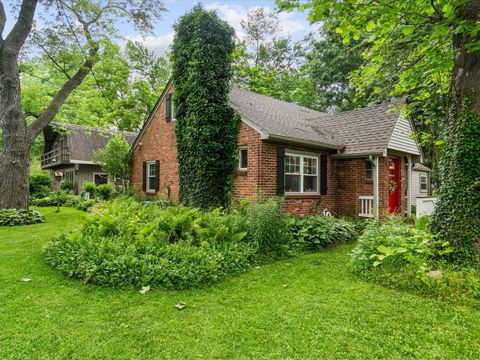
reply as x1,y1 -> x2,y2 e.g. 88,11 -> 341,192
239,148 -> 248,169
365,160 -> 373,180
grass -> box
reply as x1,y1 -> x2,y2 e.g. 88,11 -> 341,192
1,208 -> 479,359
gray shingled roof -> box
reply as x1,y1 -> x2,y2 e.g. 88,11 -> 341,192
54,124 -> 137,162
316,102 -> 403,155
229,87 -> 404,155
413,163 -> 431,172
229,87 -> 341,149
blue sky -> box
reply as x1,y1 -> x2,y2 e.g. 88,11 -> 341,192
2,1 -> 316,55
124,1 -> 317,54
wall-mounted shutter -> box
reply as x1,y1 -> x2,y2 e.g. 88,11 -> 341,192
154,160 -> 160,192
276,147 -> 285,196
142,161 -> 147,192
320,155 -> 328,195
166,94 -> 172,122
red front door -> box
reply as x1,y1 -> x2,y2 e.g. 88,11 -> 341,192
388,157 -> 401,213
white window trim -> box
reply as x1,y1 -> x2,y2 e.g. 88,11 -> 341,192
92,172 -> 109,184
146,161 -> 157,193
238,147 -> 248,170
419,173 -> 428,193
285,151 -> 320,194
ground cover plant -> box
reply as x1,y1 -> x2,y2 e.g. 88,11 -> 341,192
1,207 -> 480,359
351,216 -> 480,305
44,197 -> 257,289
43,197 -> 358,290
287,215 -> 358,251
0,208 -> 44,226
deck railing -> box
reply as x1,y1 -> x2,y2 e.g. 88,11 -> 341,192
359,196 -> 374,218
41,147 -> 69,167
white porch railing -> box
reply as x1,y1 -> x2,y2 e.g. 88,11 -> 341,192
359,196 -> 374,218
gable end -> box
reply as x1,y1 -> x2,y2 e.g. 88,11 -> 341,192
387,115 -> 421,155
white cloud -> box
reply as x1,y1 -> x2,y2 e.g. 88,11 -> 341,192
126,32 -> 174,55
206,2 -> 307,40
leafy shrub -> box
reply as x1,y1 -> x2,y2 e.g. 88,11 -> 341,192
83,182 -> 97,195
74,198 -> 96,211
287,215 -> 358,251
61,180 -> 74,192
350,217 -> 450,273
44,197 -> 256,289
0,209 -> 44,226
29,173 -> 52,199
30,191 -> 69,207
232,197 -> 293,258
349,217 -> 480,304
96,183 -> 113,200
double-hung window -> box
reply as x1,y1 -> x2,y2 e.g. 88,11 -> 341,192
146,161 -> 157,192
284,153 -> 319,193
419,174 -> 428,192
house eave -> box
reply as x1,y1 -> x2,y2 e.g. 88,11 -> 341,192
265,134 -> 341,150
331,151 -> 384,159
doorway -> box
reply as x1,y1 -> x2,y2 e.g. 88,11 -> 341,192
388,157 -> 401,213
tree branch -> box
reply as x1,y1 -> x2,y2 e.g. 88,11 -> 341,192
0,1 -> 6,39
28,46 -> 99,140
5,0 -> 38,52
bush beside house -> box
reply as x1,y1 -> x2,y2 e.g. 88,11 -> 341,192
351,217 -> 480,304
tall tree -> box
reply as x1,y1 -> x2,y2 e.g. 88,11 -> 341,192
277,0 -> 480,261
240,7 -> 279,67
0,0 -> 165,209
172,5 -> 239,209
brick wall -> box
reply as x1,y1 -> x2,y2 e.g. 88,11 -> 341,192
232,122 -> 262,203
130,87 -> 179,201
334,158 -> 373,217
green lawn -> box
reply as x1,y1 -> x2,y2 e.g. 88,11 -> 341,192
1,208 -> 479,359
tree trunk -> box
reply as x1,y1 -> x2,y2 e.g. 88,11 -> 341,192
449,1 -> 480,117
0,45 -> 32,209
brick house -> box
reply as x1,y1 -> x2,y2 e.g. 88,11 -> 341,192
130,80 -> 425,218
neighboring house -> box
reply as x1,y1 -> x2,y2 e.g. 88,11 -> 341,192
130,80 -> 425,218
411,163 -> 432,205
42,124 -> 137,193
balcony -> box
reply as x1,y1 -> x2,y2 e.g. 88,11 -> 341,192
41,147 -> 70,168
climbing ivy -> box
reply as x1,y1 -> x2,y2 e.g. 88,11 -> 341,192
172,5 -> 239,209
430,97 -> 480,264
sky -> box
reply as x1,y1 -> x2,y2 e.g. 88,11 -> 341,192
2,0 -> 318,55
123,1 -> 317,54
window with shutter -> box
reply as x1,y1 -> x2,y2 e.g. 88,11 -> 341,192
146,161 -> 157,193
284,151 -> 320,194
